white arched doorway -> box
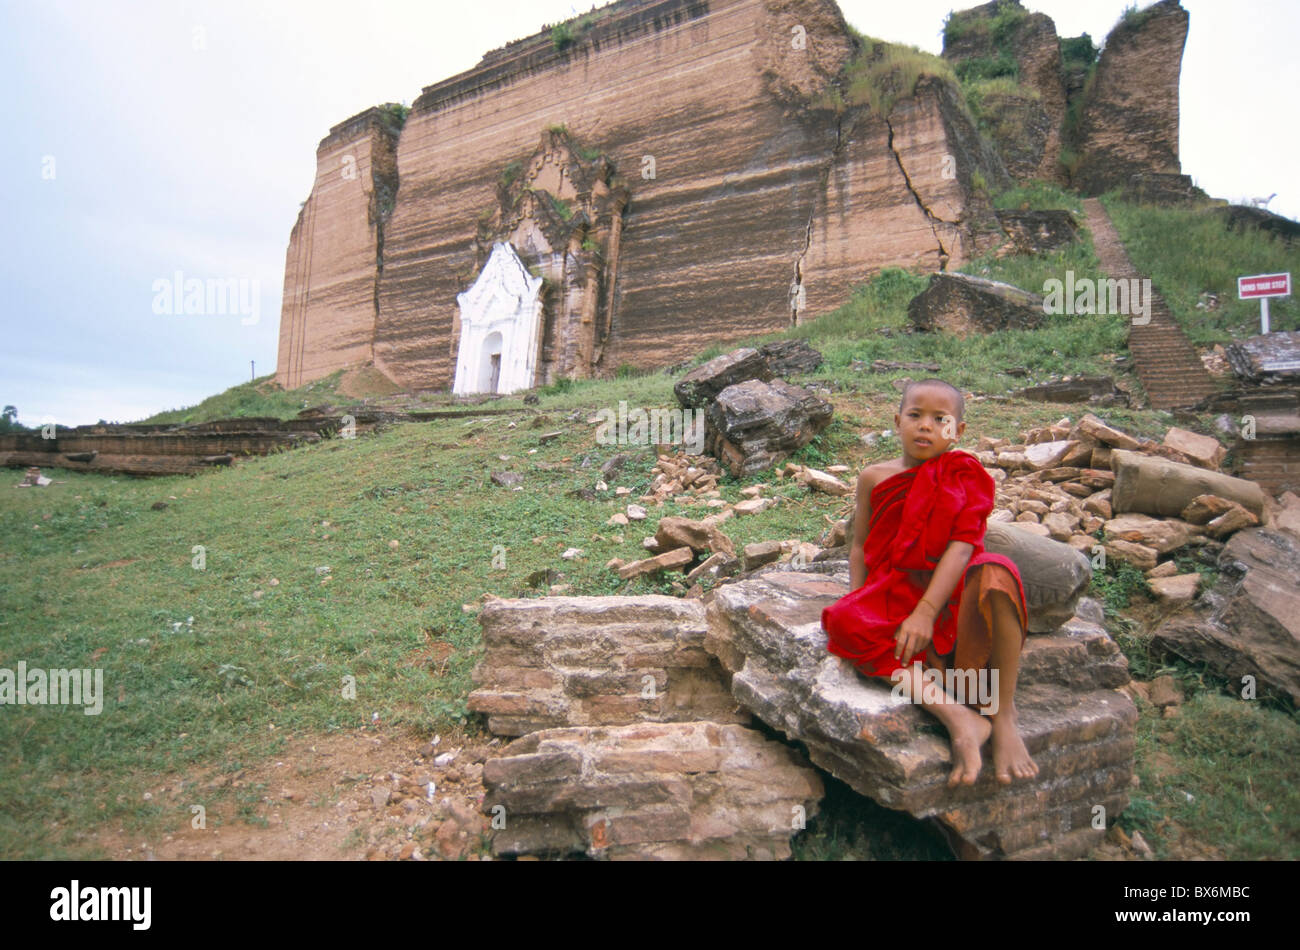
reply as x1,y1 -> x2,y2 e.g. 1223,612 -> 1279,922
452,243 -> 545,396
479,331 -> 503,394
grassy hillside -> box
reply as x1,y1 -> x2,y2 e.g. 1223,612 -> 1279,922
1103,196 -> 1300,345
3,184 -> 1297,861
136,371 -> 352,426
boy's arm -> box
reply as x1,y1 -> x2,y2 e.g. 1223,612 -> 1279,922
848,467 -> 875,590
893,540 -> 975,660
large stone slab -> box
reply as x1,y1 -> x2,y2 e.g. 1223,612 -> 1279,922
704,570 -> 1136,860
1110,449 -> 1269,521
1151,526 -> 1300,705
483,721 -> 824,860
468,596 -> 747,736
673,348 -> 773,410
1225,330 -> 1300,384
703,379 -> 833,477
760,339 -> 824,377
1015,376 -> 1124,406
907,272 -> 1045,336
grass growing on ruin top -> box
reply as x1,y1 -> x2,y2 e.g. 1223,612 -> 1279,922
818,28 -> 958,118
942,0 -> 1031,51
1102,195 -> 1300,345
994,180 -> 1086,215
136,371 -> 351,426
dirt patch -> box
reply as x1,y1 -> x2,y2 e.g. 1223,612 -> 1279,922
338,364 -> 407,399
93,727 -> 501,861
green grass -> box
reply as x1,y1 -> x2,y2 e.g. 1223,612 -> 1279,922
818,29 -> 959,118
376,101 -> 409,134
942,0 -> 1030,51
1123,691 -> 1300,859
1059,34 -> 1099,75
964,76 -> 1037,103
955,54 -> 1019,84
6,181 -> 1299,859
500,159 -> 523,190
0,372 -> 865,857
546,192 -> 574,222
994,180 -> 1086,215
963,75 -> 1037,134
1119,2 -> 1160,32
550,23 -> 574,52
136,371 -> 350,426
1091,558 -> 1151,618
1102,195 -> 1300,344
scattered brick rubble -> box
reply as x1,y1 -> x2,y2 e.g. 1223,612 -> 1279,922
474,407 -> 1300,860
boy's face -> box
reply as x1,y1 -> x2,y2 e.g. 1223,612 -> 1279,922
895,386 -> 965,462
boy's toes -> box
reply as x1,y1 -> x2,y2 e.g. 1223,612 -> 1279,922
948,761 -> 979,787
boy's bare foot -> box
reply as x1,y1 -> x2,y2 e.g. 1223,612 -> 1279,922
946,707 -> 992,787
989,703 -> 1038,784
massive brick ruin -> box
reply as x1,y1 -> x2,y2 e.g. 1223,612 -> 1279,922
275,0 -> 1195,396
941,0 -> 1195,197
275,0 -> 1011,394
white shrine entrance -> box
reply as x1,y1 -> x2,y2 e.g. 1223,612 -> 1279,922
452,242 -> 545,396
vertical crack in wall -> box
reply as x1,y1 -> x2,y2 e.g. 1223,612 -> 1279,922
368,113 -> 404,367
792,113 -> 845,326
885,116 -> 949,270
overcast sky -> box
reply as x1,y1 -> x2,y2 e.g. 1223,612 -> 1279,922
2,0 -> 1295,427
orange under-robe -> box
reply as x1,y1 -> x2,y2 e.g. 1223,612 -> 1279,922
821,449 -> 1028,679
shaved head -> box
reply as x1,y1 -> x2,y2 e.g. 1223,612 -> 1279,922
898,379 -> 965,423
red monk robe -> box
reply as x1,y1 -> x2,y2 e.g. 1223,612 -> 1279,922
822,448 -> 1029,679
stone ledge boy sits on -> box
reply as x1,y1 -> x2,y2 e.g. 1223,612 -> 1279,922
821,379 -> 1039,786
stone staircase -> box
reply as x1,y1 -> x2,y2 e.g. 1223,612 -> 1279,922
1084,198 -> 1223,410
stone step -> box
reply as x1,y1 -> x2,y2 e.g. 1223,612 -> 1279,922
482,721 -> 824,860
704,569 -> 1137,859
468,595 -> 747,736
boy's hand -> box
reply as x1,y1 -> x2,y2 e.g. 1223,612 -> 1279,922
894,607 -> 935,661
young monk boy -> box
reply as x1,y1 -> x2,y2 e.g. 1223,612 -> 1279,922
821,379 -> 1039,787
